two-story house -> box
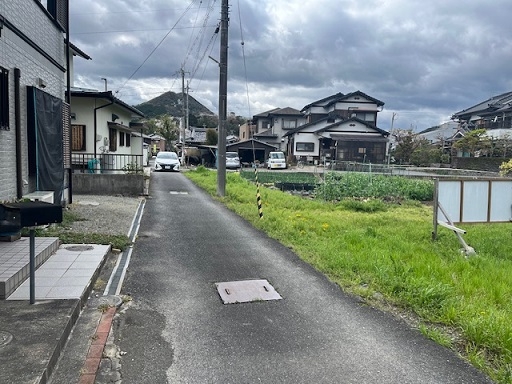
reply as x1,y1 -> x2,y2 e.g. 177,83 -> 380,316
452,91 -> 512,139
251,107 -> 306,151
285,91 -> 389,163
0,0 -> 68,204
69,89 -> 145,173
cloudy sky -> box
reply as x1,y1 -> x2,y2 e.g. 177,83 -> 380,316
69,0 -> 512,131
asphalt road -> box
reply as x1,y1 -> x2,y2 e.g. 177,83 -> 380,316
113,170 -> 493,384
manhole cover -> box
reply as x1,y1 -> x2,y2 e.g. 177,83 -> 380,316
215,279 -> 282,304
64,245 -> 95,252
0,331 -> 13,347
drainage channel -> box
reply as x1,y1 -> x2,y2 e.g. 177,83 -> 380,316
103,199 -> 145,296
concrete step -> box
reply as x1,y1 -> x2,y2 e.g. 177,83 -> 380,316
0,237 -> 60,299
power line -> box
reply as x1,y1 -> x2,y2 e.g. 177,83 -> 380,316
237,0 -> 251,118
70,6 -> 219,16
72,25 -> 217,35
115,0 -> 197,95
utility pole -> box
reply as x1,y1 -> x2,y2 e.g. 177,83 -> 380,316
180,68 -> 186,165
186,81 -> 190,133
388,112 -> 397,167
217,0 -> 228,196
186,80 -> 190,166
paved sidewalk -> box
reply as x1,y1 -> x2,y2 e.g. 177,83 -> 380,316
7,244 -> 110,301
0,243 -> 111,384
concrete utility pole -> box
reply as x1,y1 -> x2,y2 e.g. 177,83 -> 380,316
181,68 -> 186,165
217,0 -> 228,196
186,80 -> 190,166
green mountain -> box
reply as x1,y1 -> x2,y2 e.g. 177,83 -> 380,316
134,91 -> 215,119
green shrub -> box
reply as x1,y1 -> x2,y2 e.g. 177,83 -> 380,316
316,172 -> 434,201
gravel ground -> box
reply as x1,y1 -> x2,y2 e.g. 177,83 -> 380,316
66,195 -> 144,237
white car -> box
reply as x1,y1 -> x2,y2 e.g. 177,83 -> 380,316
154,151 -> 180,172
226,152 -> 241,169
267,151 -> 287,169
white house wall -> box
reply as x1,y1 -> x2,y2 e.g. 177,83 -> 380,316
330,101 -> 380,113
0,0 -> 65,201
293,132 -> 319,157
71,97 -> 142,157
335,121 -> 381,133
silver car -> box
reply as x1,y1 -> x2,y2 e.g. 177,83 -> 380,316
154,151 -> 180,172
226,152 -> 240,169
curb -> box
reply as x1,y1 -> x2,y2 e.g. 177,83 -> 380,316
38,245 -> 110,384
78,306 -> 117,384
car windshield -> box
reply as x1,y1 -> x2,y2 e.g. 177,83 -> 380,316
226,152 -> 238,158
157,152 -> 178,159
270,152 -> 285,159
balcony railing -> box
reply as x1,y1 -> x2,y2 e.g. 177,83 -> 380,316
71,153 -> 145,173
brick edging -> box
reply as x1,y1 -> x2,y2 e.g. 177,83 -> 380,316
78,306 -> 116,384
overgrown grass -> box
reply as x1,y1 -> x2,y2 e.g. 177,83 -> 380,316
240,169 -> 318,185
317,172 -> 435,201
21,210 -> 132,251
186,168 -> 512,384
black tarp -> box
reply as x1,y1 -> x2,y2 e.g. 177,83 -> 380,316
27,86 -> 64,204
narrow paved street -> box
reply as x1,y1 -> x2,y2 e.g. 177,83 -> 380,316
113,171 -> 492,383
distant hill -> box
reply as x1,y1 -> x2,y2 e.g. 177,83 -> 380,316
135,91 -> 215,119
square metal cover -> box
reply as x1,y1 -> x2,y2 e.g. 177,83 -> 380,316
215,279 -> 282,304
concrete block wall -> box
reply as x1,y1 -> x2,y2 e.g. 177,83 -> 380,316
72,174 -> 145,197
0,0 -> 66,201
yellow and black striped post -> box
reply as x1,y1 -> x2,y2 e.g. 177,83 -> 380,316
255,168 -> 263,219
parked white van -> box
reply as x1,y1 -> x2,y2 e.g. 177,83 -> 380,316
267,151 -> 287,169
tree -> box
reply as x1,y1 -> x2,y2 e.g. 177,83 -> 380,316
226,115 -> 247,136
206,128 -> 218,145
144,118 -> 159,135
452,129 -> 490,157
499,159 -> 512,176
391,129 -> 421,164
196,115 -> 218,129
409,138 -> 442,166
151,115 -> 179,150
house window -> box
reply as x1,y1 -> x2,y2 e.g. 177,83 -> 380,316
119,131 -> 125,146
71,124 -> 86,151
109,128 -> 117,151
282,119 -> 297,129
0,67 -> 9,130
261,120 -> 270,129
126,133 -> 131,147
358,147 -> 366,154
355,112 -> 376,122
296,142 -> 314,152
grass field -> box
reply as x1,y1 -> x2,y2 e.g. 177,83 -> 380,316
186,167 -> 512,384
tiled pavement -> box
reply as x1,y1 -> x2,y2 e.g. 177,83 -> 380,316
6,243 -> 110,301
0,237 -> 60,299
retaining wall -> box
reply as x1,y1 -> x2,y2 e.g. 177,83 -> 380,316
72,174 -> 144,196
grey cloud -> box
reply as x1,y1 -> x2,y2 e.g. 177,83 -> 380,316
69,0 -> 512,131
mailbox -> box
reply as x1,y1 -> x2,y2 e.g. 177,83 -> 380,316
0,201 -> 62,233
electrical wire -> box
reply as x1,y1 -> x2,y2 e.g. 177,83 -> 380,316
237,0 -> 251,119
182,0 -> 218,77
115,0 -> 197,95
